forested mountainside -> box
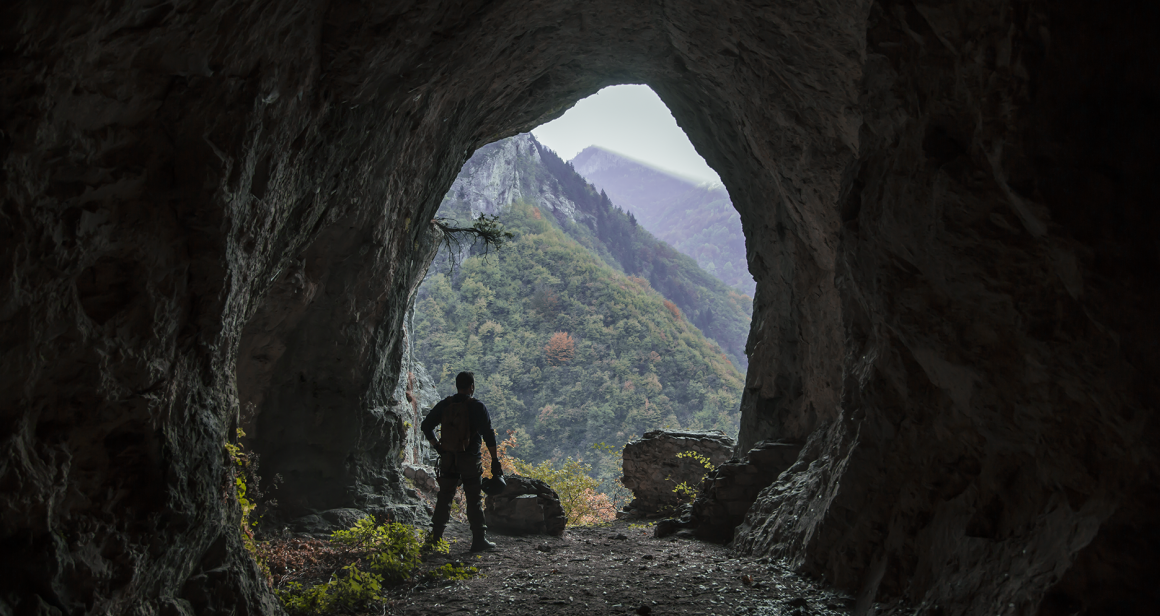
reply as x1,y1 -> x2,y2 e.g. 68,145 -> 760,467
570,146 -> 755,297
413,201 -> 743,472
439,133 -> 751,371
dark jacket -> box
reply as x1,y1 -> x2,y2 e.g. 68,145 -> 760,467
420,393 -> 498,455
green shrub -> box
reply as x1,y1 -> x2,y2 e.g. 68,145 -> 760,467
670,450 -> 716,504
224,429 -> 272,582
276,564 -> 383,614
275,518 -> 466,614
330,517 -> 436,583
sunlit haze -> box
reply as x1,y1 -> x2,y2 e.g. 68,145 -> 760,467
531,85 -> 721,185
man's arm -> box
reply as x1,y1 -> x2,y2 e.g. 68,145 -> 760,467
473,401 -> 503,475
419,402 -> 444,451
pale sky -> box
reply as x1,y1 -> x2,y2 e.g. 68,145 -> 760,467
531,84 -> 722,184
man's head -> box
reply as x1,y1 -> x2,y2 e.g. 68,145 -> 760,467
455,371 -> 475,395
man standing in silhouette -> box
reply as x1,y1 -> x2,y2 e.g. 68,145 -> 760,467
421,371 -> 504,552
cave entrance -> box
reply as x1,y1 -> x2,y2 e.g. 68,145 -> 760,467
406,83 -> 757,513
237,55 -> 852,522
234,5 -> 857,534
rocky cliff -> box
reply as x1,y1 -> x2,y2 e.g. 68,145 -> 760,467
1,0 -> 1156,615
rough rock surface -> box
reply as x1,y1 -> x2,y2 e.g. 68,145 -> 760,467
485,475 -> 567,537
286,508 -> 371,538
621,430 -> 735,516
400,463 -> 439,496
445,133 -> 583,223
392,324 -> 442,468
734,3 -> 1160,615
691,440 -> 804,542
2,1 -> 1156,615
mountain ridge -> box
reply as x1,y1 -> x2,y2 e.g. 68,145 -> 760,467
570,145 -> 716,187
434,133 -> 752,371
569,146 -> 755,296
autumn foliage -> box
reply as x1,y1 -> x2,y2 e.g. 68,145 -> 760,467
544,331 -> 575,365
484,431 -> 616,525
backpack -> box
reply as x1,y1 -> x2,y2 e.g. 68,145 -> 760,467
440,398 -> 473,452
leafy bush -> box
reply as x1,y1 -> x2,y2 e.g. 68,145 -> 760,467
671,450 -> 717,504
591,440 -> 634,512
224,428 -> 272,582
274,519 -> 463,614
277,564 -> 384,615
507,455 -> 616,525
330,517 -> 439,583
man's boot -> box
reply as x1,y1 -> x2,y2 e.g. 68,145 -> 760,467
423,525 -> 445,552
469,530 -> 496,552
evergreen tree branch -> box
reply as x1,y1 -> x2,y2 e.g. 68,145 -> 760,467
432,214 -> 514,270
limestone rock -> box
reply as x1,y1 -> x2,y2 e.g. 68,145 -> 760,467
485,476 -> 567,537
392,338 -> 442,468
621,430 -> 735,516
445,133 -> 582,223
402,463 -> 439,495
288,508 -> 371,538
691,440 -> 804,542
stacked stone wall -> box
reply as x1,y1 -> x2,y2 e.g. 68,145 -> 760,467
485,476 -> 567,536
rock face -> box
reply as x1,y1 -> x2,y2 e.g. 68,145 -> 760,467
444,133 -> 583,223
485,476 -> 567,537
2,1 -> 1156,615
621,430 -> 736,516
401,463 -> 439,496
691,440 -> 804,542
392,324 -> 442,468
287,508 -> 371,538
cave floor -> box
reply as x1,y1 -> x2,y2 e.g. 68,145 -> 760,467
385,520 -> 854,616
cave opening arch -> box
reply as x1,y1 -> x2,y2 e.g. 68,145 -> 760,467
234,2 -> 857,527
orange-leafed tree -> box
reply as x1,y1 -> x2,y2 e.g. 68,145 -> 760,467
544,332 -> 575,365
482,430 -> 520,479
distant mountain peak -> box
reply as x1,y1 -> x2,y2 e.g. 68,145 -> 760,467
569,142 -> 755,298
570,146 -> 706,187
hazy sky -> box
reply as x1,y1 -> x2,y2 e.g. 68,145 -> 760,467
531,85 -> 722,184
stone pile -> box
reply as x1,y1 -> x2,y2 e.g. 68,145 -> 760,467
620,430 -> 735,516
692,440 -> 804,541
485,476 -> 567,536
401,463 -> 439,495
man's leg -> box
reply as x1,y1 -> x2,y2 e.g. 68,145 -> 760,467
458,454 -> 495,551
430,454 -> 460,543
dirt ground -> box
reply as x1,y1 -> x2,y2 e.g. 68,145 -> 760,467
383,519 -> 855,616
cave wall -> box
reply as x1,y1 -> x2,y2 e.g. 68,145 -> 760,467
733,1 -> 1159,614
1,0 -> 1155,614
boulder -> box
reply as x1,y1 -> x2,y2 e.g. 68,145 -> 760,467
485,475 -> 567,536
288,508 -> 372,538
620,430 -> 735,516
691,440 -> 804,541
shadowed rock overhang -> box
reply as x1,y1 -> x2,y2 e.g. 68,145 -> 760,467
1,0 -> 1156,614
